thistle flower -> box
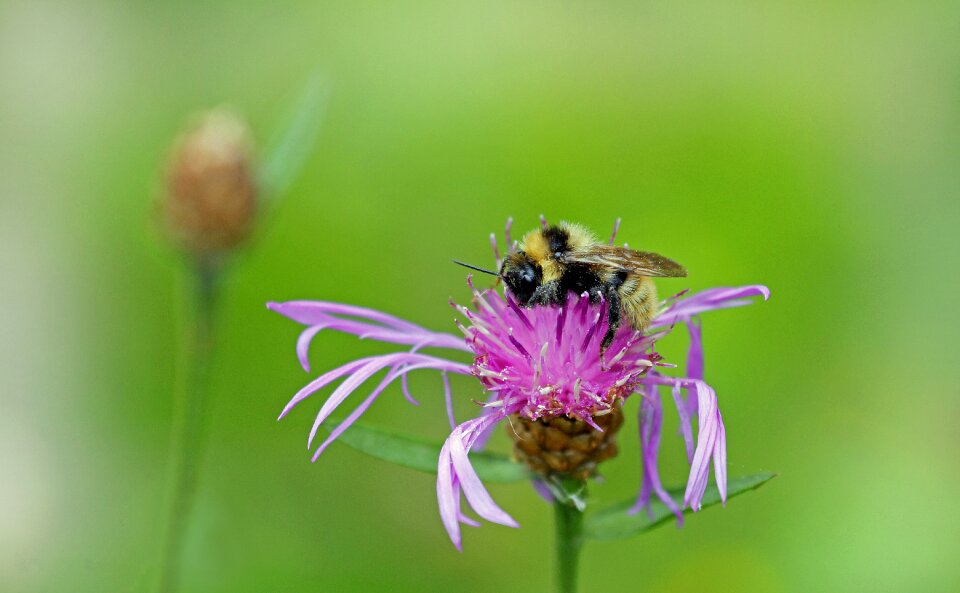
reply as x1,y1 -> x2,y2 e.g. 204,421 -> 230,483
269,222 -> 768,550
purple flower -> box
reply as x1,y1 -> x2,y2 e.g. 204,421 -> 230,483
268,225 -> 768,550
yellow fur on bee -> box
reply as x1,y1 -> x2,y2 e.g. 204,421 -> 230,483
519,228 -> 560,282
519,221 -> 600,283
520,228 -> 550,261
557,221 -> 596,251
621,276 -> 658,331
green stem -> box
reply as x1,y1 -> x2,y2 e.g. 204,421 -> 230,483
554,500 -> 584,593
157,255 -> 221,593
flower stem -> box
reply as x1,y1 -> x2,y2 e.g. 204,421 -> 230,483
554,499 -> 584,593
157,255 -> 221,593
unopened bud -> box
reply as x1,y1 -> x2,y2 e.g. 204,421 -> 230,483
162,109 -> 257,254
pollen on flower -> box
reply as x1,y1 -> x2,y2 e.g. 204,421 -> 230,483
457,289 -> 654,424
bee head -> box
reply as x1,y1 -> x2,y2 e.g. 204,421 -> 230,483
500,251 -> 542,305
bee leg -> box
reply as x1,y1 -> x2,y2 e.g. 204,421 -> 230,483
600,284 -> 622,352
529,280 -> 563,306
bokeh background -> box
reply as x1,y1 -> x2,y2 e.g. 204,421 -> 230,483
2,1 -> 958,592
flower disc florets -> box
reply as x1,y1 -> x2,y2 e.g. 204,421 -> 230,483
456,287 -> 663,428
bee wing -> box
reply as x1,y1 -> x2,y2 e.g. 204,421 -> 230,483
570,244 -> 687,277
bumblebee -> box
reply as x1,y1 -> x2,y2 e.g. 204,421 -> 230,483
458,221 -> 686,351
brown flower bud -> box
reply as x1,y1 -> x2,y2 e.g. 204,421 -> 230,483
162,109 -> 257,253
507,407 -> 624,480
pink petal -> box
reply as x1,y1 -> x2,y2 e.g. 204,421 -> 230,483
296,325 -> 325,373
713,408 -> 727,504
442,372 -> 456,430
629,384 -> 682,522
436,443 -> 462,550
306,354 -> 471,447
268,301 -> 471,352
447,418 -> 518,528
269,301 -> 424,332
279,357 -> 373,420
683,380 -> 719,509
651,285 -> 769,328
311,368 -> 400,460
685,317 -> 703,381
400,373 -> 420,406
669,380 -> 694,463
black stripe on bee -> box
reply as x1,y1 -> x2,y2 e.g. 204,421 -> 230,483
611,269 -> 628,288
561,262 -> 603,297
543,225 -> 570,256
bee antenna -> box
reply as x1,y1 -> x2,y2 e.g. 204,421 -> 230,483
452,260 -> 499,276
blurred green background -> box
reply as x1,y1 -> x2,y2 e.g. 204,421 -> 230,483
2,1 -> 958,592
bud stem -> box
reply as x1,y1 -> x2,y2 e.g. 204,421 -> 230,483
554,495 -> 585,593
157,255 -> 222,593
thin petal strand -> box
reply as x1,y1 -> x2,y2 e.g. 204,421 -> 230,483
713,408 -> 728,504
651,285 -> 769,328
683,380 -> 720,510
437,412 -> 518,548
629,384 -> 682,523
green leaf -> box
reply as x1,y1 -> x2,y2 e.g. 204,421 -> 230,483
583,472 -> 776,540
319,420 -> 531,483
259,73 -> 330,201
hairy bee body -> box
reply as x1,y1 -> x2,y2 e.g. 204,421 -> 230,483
500,222 -> 685,350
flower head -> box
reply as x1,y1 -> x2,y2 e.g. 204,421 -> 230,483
460,286 -> 661,425
162,108 -> 258,254
269,219 -> 768,550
